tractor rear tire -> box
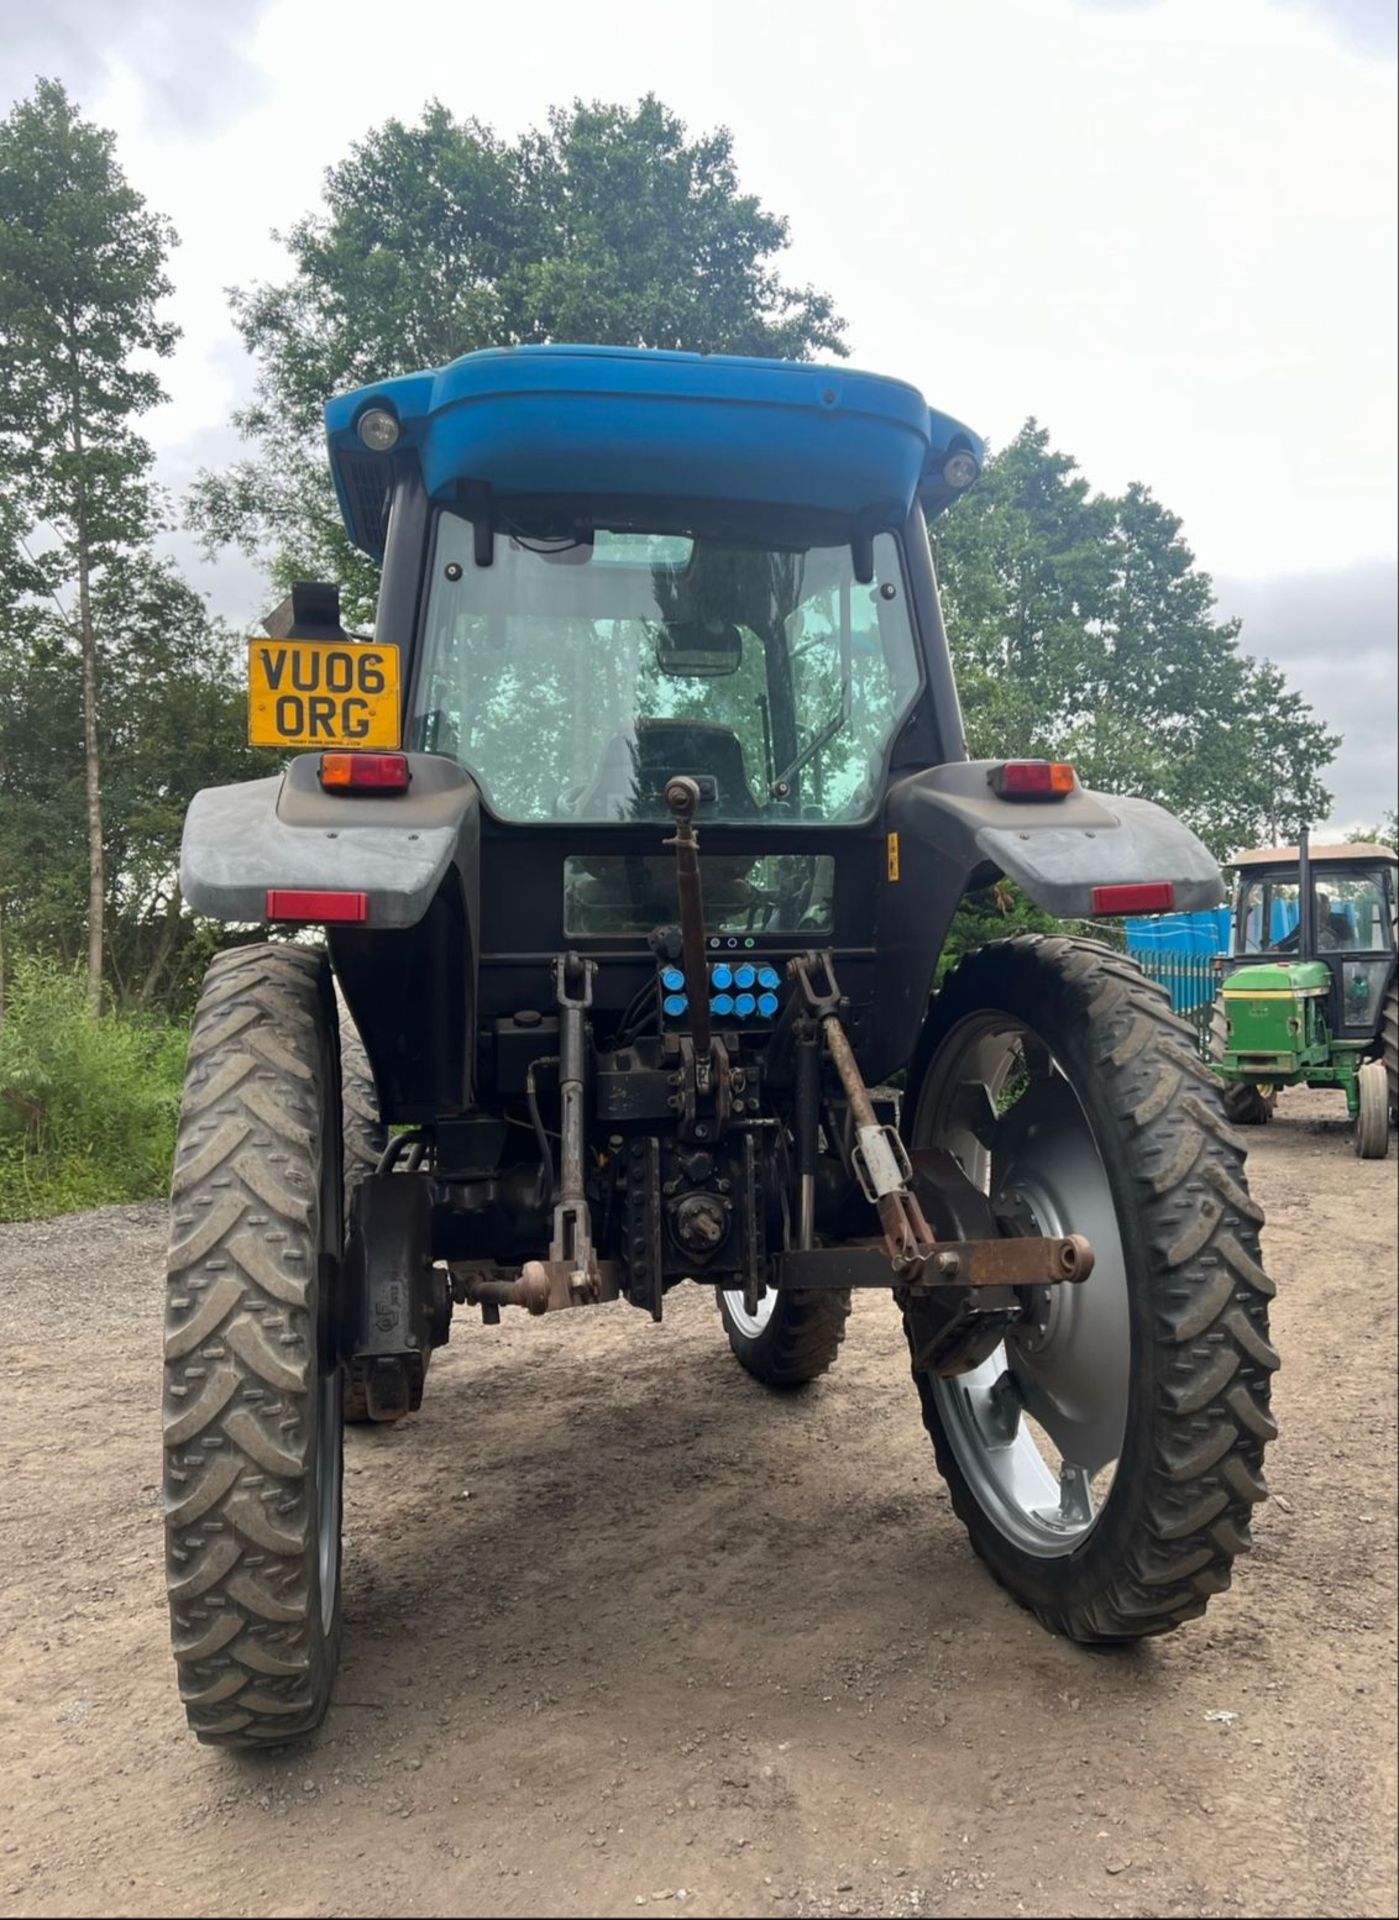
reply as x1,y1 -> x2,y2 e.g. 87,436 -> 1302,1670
1209,998 -> 1275,1125
337,997 -> 387,1426
163,943 -> 345,1746
1355,1059 -> 1390,1160
717,1284 -> 850,1387
904,937 -> 1277,1644
1382,982 -> 1398,1126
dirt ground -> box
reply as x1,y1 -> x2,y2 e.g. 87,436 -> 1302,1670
1,1087 -> 1395,1920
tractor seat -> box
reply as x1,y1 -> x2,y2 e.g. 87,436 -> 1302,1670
574,717 -> 760,820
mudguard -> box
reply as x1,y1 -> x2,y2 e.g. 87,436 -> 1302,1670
180,753 -> 480,928
887,761 -> 1224,916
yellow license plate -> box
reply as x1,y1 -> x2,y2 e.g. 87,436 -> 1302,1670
247,639 -> 401,750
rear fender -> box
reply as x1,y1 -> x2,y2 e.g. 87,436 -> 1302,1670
866,763 -> 1223,1079
180,753 -> 481,1122
888,762 -> 1224,919
180,752 -> 479,929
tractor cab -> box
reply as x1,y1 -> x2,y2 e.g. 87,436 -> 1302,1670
308,347 -> 995,1116
1225,840 -> 1397,1043
1214,835 -> 1398,1152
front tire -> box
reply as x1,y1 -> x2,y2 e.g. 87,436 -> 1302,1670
904,936 -> 1277,1643
163,943 -> 344,1745
1355,1058 -> 1390,1160
717,1282 -> 849,1386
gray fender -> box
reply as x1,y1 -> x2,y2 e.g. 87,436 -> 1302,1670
180,754 -> 480,928
889,761 -> 1224,916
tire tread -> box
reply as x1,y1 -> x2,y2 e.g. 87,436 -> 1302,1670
906,935 -> 1277,1643
163,942 -> 339,1746
719,1287 -> 850,1386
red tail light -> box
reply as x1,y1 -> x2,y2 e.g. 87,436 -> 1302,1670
1091,882 -> 1176,916
319,752 -> 410,792
992,760 -> 1077,799
266,890 -> 368,923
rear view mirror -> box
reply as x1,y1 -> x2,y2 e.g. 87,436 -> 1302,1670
656,621 -> 742,677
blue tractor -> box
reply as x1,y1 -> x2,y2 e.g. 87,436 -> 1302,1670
164,347 -> 1275,1744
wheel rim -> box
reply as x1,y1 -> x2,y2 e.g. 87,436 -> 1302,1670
911,1011 -> 1131,1558
721,1282 -> 779,1338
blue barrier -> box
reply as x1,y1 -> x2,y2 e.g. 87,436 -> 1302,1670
1126,913 -> 1225,1052
1125,909 -> 1230,955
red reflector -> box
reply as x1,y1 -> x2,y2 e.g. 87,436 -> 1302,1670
1091,883 -> 1176,916
319,752 -> 410,791
994,760 -> 1076,798
266,890 -> 369,924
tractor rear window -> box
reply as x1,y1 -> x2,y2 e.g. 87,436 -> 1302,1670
410,515 -> 919,826
563,853 -> 834,937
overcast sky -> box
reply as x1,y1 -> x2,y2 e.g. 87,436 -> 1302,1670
2,0 -> 1395,829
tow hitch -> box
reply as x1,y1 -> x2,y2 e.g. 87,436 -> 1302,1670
779,949 -> 1094,1298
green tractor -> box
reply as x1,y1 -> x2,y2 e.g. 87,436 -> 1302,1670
1210,832 -> 1398,1156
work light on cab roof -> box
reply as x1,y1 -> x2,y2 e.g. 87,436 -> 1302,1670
166,340 -> 1274,1751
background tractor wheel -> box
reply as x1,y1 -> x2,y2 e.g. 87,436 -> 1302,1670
337,997 -> 387,1426
717,1282 -> 850,1387
1354,1058 -> 1390,1160
903,936 -> 1277,1644
1382,981 -> 1398,1126
163,943 -> 344,1746
1209,997 -> 1276,1125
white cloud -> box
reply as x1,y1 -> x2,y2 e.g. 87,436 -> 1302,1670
1079,0 -> 1397,60
0,0 -> 276,131
1215,559 -> 1398,832
3,0 -> 1394,816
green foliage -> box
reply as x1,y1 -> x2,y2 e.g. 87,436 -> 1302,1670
937,884 -> 1062,983
0,83 -> 262,1018
189,95 -> 847,621
0,76 -> 178,568
1347,812 -> 1398,853
0,956 -> 186,1220
933,423 -> 1339,858
0,555 -> 273,1011
1,77 -> 185,1011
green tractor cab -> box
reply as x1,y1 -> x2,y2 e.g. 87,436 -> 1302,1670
1211,835 -> 1398,1156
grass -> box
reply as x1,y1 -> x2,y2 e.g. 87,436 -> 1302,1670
0,957 -> 187,1222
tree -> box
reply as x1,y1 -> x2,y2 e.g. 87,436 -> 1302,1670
1348,812 -> 1399,853
0,78 -> 179,1012
0,557 -> 267,1014
190,95 -> 847,620
1224,659 -> 1339,849
932,423 -> 1339,859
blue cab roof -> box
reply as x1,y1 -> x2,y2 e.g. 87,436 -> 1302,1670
324,345 -> 984,559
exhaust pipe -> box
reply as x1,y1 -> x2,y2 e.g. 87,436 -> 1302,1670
1297,825 -> 1313,962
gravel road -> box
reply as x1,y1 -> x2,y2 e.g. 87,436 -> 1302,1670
1,1089 -> 1395,1919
